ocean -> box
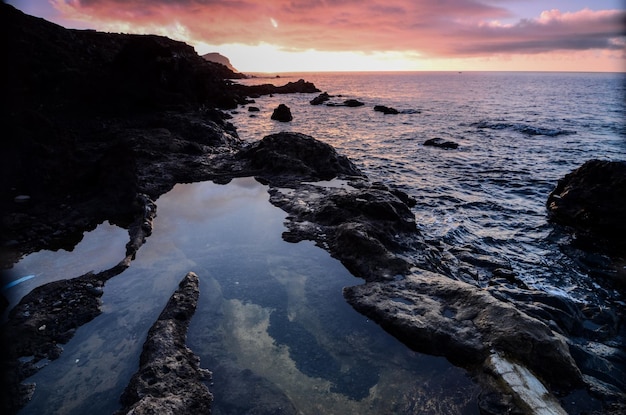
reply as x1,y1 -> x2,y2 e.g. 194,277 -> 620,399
7,71 -> 626,414
231,71 -> 626,305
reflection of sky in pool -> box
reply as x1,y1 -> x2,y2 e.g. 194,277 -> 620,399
18,178 -> 479,414
2,222 -> 128,320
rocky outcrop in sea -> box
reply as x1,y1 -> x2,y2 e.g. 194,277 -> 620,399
547,160 -> 626,260
270,103 -> 293,122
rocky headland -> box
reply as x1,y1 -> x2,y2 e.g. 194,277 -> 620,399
1,3 -> 624,415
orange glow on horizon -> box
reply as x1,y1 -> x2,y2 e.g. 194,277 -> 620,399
198,43 -> 625,73
7,0 -> 626,73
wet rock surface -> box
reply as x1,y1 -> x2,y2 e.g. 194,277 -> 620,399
310,92 -> 331,105
327,98 -> 365,107
547,159 -> 626,288
237,132 -> 362,185
267,179 -> 420,281
344,271 -> 582,389
116,272 -> 212,415
270,103 -> 293,122
423,137 -> 459,149
374,105 -> 399,114
0,192 -> 156,413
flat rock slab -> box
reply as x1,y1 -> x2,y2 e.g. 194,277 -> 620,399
344,270 -> 583,393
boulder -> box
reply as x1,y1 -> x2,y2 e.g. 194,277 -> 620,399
117,272 -> 212,415
247,106 -> 260,112
342,99 -> 364,107
423,137 -> 459,149
270,104 -> 293,122
374,105 -> 399,114
547,159 -> 626,256
310,92 -> 331,105
238,132 -> 361,182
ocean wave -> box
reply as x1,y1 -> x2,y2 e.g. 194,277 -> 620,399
471,120 -> 577,137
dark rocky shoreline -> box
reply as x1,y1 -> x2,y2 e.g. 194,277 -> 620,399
1,4 -> 624,414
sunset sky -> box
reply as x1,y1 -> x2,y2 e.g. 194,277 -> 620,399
7,0 -> 626,73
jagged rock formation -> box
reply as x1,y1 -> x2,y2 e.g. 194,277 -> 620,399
116,272 -> 212,415
310,92 -> 331,105
270,103 -> 293,122
547,159 -> 626,258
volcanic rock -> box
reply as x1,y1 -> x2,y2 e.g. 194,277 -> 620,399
423,137 -> 459,149
343,99 -> 365,107
547,159 -> 626,257
0,266 -> 126,414
374,105 -> 399,114
233,79 -> 320,98
270,104 -> 293,122
3,4 -> 624,415
117,272 -> 212,415
238,132 -> 362,183
310,92 -> 331,105
343,271 -> 583,390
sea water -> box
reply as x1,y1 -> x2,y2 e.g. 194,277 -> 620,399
231,71 -> 625,305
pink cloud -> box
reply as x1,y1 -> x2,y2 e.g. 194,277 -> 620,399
51,1 -> 625,58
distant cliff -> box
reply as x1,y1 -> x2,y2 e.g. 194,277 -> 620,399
202,52 -> 242,75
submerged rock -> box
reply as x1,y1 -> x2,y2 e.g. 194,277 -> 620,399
209,362 -> 298,414
117,272 -> 212,415
343,99 -> 365,107
270,104 -> 293,122
374,105 -> 399,114
326,99 -> 365,107
0,192 -> 156,414
423,137 -> 459,149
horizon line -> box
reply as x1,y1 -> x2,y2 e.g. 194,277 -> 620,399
238,69 -> 626,75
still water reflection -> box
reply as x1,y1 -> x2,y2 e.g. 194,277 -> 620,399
19,178 -> 479,414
